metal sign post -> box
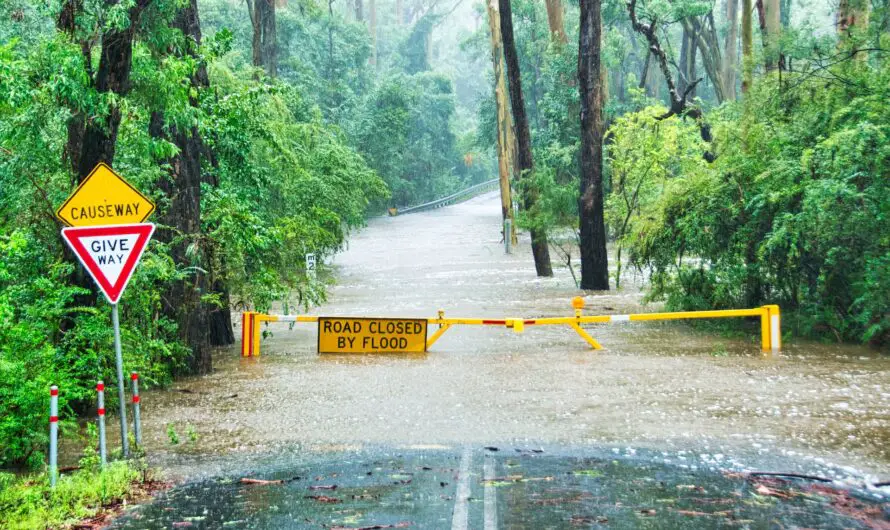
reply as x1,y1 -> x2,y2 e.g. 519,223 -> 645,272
111,304 -> 129,458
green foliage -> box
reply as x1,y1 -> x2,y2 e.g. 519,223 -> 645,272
166,424 -> 179,445
607,50 -> 890,346
349,72 -> 463,207
0,462 -> 142,529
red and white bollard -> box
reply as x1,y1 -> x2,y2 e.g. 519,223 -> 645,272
97,381 -> 107,467
49,385 -> 58,487
131,373 -> 141,448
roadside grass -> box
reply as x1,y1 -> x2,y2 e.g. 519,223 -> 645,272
0,461 -> 149,529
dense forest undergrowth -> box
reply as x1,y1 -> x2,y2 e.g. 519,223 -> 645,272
1,0 -> 888,482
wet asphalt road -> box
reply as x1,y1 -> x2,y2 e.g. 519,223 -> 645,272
108,192 -> 890,528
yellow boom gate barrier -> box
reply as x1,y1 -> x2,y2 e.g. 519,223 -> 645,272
241,300 -> 781,357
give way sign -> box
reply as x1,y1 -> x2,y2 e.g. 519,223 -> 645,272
61,223 -> 155,304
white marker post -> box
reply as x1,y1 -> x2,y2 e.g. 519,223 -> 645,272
97,381 -> 107,467
504,219 -> 512,254
49,386 -> 58,488
131,372 -> 141,448
306,253 -> 317,280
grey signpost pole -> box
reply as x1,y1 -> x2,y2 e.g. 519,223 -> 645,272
111,304 -> 129,458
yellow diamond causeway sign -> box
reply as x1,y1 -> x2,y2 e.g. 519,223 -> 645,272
56,163 -> 155,227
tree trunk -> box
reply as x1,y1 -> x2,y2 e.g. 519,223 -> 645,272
262,0 -> 277,76
780,0 -> 791,27
578,0 -> 609,290
762,0 -> 781,71
78,2 -> 152,178
149,0 -> 217,374
486,0 -> 517,244
678,25 -> 697,99
249,0 -> 277,76
369,0 -> 377,65
250,0 -> 262,69
354,0 -> 363,21
499,0 -> 552,277
681,14 -> 726,103
545,0 -> 568,45
396,0 -> 403,24
741,0 -> 753,93
723,0 -> 739,100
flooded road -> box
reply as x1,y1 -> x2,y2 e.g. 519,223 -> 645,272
113,192 -> 890,527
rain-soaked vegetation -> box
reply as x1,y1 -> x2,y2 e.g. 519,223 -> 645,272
1,0 -> 889,527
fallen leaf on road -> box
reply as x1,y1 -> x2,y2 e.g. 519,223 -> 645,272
330,523 -> 410,530
305,495 -> 341,503
755,484 -> 790,499
674,509 -> 731,517
240,478 -> 283,485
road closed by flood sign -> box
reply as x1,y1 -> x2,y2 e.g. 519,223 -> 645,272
318,317 -> 427,354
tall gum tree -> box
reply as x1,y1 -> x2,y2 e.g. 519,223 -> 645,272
247,0 -> 277,76
545,0 -> 567,45
742,0 -> 753,92
486,0 -> 517,245
762,0 -> 781,71
149,0 -> 233,373
578,0 -> 609,290
499,0 -> 553,277
723,0 -> 739,100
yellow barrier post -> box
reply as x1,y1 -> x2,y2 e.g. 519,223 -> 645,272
426,310 -> 451,348
760,306 -> 771,353
241,312 -> 253,357
766,305 -> 781,353
569,297 -> 603,350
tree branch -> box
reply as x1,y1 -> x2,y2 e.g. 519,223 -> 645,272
627,0 -> 715,161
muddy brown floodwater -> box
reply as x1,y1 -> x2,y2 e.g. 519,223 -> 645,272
131,192 -> 889,485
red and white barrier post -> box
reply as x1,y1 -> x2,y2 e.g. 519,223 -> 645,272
131,372 -> 141,448
49,385 -> 58,487
97,381 -> 107,467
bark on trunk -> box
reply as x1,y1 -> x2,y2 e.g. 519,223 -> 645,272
262,0 -> 277,76
499,0 -> 552,277
249,0 -> 277,76
78,1 -> 149,178
742,0 -> 753,92
723,0 -> 739,100
578,0 -> 609,290
486,0 -> 517,244
545,0 -> 568,45
763,0 -> 781,71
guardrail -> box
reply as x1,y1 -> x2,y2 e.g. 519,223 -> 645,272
388,178 -> 500,216
240,299 -> 782,357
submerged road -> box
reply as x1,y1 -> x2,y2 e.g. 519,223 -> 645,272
113,192 -> 890,528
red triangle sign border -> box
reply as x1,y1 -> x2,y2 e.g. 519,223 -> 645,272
61,223 -> 156,304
